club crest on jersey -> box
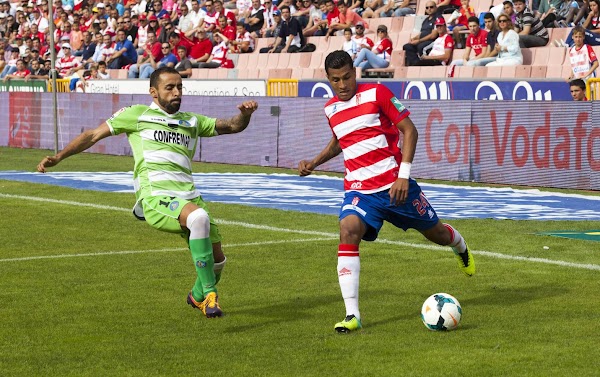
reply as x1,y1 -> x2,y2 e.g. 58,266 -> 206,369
352,196 -> 360,206
355,93 -> 362,105
108,106 -> 129,121
391,97 -> 405,112
169,201 -> 179,211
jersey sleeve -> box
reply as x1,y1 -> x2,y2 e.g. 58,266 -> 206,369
444,34 -> 454,49
105,106 -> 141,135
587,45 -> 598,62
193,113 -> 217,137
377,85 -> 410,125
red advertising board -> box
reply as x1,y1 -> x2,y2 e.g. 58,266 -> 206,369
8,92 -> 41,148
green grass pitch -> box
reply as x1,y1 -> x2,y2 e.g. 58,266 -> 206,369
1,147 -> 599,376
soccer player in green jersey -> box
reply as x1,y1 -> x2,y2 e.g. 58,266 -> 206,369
37,67 -> 259,318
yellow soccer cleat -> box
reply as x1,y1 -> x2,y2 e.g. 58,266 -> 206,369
334,315 -> 362,333
187,291 -> 223,318
453,245 -> 475,277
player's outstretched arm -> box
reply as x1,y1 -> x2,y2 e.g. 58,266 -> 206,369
37,123 -> 112,173
298,136 -> 341,176
215,100 -> 259,135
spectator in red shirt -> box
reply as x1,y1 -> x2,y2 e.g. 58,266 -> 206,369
188,30 -> 212,67
325,0 -> 340,29
214,0 -> 236,28
128,30 -> 162,78
449,0 -> 476,48
2,58 -> 30,81
326,1 -> 368,40
217,15 -> 236,41
168,31 -> 195,61
450,16 -> 489,66
353,24 -> 393,70
30,24 -> 46,45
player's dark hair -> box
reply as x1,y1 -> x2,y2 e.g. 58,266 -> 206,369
467,16 -> 479,24
570,79 -> 586,91
324,50 -> 353,74
483,12 -> 495,20
150,67 -> 180,89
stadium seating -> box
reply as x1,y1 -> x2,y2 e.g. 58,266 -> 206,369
455,66 -> 474,78
363,50 -> 405,78
530,65 -> 547,78
269,68 -> 293,79
98,2 -> 581,83
109,69 -> 128,79
390,17 -> 404,33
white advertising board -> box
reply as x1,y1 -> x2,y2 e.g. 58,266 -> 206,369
84,79 -> 266,96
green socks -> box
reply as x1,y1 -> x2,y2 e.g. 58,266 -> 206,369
189,237 -> 216,301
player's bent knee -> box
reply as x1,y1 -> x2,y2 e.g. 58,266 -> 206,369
340,216 -> 366,243
186,208 -> 210,233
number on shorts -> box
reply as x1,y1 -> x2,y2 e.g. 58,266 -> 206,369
412,192 -> 429,216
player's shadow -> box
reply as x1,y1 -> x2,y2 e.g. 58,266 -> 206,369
223,289 -> 396,333
460,283 -> 569,307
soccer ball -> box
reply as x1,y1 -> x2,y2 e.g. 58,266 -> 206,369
421,293 -> 462,331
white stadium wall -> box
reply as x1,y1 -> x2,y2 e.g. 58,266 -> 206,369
2,93 -> 599,191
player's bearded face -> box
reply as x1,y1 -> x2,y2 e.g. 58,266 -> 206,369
157,75 -> 183,114
159,95 -> 181,114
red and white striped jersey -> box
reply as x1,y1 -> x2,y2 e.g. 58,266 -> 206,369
56,55 -> 81,77
569,44 -> 598,79
324,83 -> 410,193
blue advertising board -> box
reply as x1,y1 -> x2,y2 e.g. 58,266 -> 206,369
299,80 -> 573,101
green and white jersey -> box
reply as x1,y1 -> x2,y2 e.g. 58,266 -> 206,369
106,102 -> 217,202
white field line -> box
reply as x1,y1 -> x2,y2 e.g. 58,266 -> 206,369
1,193 -> 599,272
0,238 -> 337,263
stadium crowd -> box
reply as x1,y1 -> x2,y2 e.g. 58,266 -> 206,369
0,0 -> 597,91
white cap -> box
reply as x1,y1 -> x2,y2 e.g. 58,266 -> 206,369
0,12 -> 7,18
97,2 -> 105,7
61,42 -> 72,49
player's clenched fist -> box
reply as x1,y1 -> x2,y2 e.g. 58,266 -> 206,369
298,160 -> 314,176
237,101 -> 258,116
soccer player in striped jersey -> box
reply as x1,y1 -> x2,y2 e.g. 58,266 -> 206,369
298,50 -> 475,333
37,67 -> 258,319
